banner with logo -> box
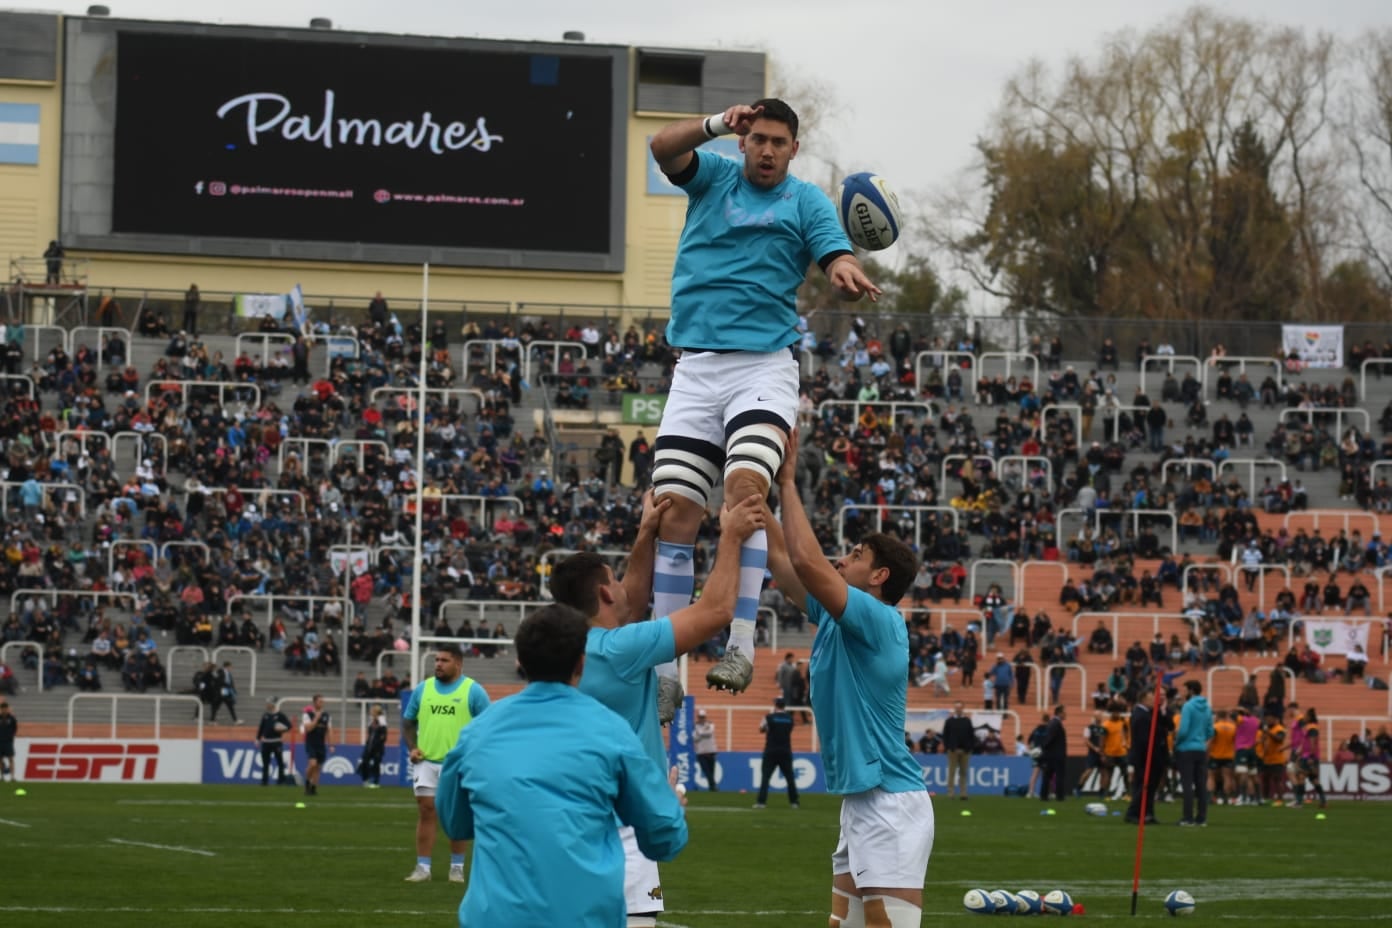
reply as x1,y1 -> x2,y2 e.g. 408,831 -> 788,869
1304,619 -> 1371,657
329,548 -> 371,577
667,695 -> 697,791
1282,324 -> 1344,369
203,740 -> 406,787
1320,762 -> 1392,799
622,393 -> 668,425
16,739 -> 201,783
673,747 -> 1029,796
234,293 -> 288,320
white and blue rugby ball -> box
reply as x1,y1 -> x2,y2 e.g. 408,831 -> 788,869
993,890 -> 1020,914
837,171 -> 902,251
1015,890 -> 1044,915
1085,801 -> 1108,817
1164,890 -> 1196,916
1042,890 -> 1074,915
964,888 -> 997,914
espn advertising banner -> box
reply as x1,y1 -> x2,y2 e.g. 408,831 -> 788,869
1282,324 -> 1344,369
1303,619 -> 1371,657
15,739 -> 201,783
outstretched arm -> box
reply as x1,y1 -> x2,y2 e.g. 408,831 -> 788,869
650,103 -> 765,175
621,490 -> 669,621
666,495 -> 765,654
762,501 -> 808,608
775,430 -> 848,618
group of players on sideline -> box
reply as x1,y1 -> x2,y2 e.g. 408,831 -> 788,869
2,92 -> 1391,926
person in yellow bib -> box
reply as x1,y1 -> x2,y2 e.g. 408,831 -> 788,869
403,642 -> 491,883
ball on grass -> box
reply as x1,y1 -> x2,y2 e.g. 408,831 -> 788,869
14,787 -> 27,796
963,889 -> 996,914
294,801 -> 306,809
1164,890 -> 1195,916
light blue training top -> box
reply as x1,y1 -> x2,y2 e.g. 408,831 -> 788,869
437,682 -> 688,928
581,620 -> 678,773
666,149 -> 850,353
807,586 -> 927,795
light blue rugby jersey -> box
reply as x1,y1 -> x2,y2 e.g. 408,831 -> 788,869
437,682 -> 687,928
581,620 -> 677,773
667,149 -> 850,353
806,586 -> 925,795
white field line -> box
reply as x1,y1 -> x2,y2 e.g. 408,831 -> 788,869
108,837 -> 216,857
0,817 -> 31,828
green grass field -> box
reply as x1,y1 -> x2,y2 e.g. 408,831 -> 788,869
0,785 -> 1383,926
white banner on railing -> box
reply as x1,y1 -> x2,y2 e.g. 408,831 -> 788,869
329,548 -> 371,576
1304,619 -> 1370,657
15,739 -> 201,783
1281,324 -> 1343,369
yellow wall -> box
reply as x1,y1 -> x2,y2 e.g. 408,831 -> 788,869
0,79 -> 62,265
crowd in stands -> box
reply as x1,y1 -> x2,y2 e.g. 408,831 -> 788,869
1,305 -> 1390,742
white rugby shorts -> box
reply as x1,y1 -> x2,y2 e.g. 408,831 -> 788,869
620,824 -> 664,915
831,788 -> 935,889
657,350 -> 799,450
412,758 -> 442,797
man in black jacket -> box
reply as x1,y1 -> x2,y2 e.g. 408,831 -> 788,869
1125,688 -> 1172,824
942,701 -> 976,800
255,698 -> 292,786
754,697 -> 798,809
1038,705 -> 1068,801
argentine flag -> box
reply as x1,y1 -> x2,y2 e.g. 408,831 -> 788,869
0,103 -> 39,165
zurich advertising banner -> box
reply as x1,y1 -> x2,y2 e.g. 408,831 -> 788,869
676,745 -> 1032,796
203,741 -> 405,787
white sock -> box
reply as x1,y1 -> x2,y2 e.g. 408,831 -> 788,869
653,541 -> 695,680
727,529 -> 767,656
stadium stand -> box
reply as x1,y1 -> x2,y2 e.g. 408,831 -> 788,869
2,308 -> 1390,765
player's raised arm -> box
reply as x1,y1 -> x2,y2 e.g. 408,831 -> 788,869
774,430 -> 848,618
666,495 -> 765,655
762,500 -> 809,608
649,103 -> 765,175
622,490 -> 670,621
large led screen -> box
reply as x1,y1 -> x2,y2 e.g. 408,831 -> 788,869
111,31 -> 614,254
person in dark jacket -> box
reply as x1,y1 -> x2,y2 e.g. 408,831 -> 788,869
360,703 -> 389,787
942,701 -> 976,800
1125,688 -> 1173,824
1038,705 -> 1068,801
754,697 -> 798,808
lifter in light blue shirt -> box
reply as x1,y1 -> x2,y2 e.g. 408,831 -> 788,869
437,605 -> 687,928
767,429 -> 935,928
547,490 -> 768,923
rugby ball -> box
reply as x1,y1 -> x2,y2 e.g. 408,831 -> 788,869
1042,890 -> 1074,915
993,890 -> 1019,914
1015,890 -> 1043,915
1084,801 -> 1108,817
837,172 -> 902,251
964,889 -> 996,915
1164,890 -> 1195,916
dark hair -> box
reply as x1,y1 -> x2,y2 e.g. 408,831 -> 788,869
548,551 -> 609,617
515,604 -> 589,683
437,642 -> 464,659
1184,680 -> 1202,696
860,532 -> 917,605
751,97 -> 799,139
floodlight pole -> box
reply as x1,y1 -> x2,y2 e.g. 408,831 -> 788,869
409,264 -> 430,695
